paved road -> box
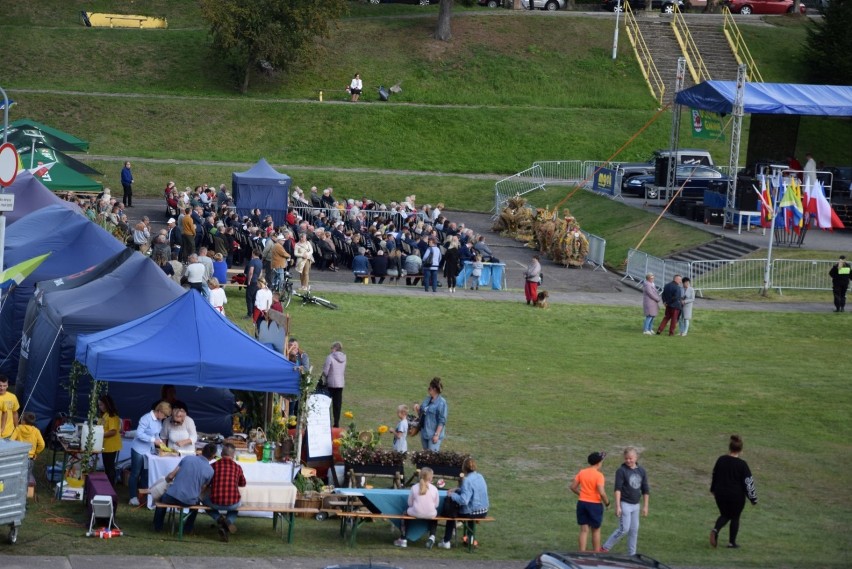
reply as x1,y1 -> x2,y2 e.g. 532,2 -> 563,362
129,198 -> 838,314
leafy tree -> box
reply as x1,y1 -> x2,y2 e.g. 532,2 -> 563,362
199,0 -> 347,93
804,0 -> 852,85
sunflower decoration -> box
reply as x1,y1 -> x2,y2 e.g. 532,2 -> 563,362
337,413 -> 400,464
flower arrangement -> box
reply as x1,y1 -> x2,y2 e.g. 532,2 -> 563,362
266,395 -> 289,445
335,412 -> 404,466
409,450 -> 470,468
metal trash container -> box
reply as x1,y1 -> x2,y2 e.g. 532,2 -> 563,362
0,439 -> 30,544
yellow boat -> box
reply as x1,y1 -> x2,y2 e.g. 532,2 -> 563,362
81,12 -> 168,29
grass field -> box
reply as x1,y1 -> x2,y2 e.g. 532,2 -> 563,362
21,293 -> 852,567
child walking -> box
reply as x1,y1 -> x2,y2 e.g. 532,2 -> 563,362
468,254 -> 483,290
570,451 -> 611,552
12,412 -> 45,481
393,404 -> 409,453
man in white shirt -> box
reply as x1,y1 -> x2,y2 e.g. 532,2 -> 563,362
185,254 -> 206,297
803,152 -> 817,190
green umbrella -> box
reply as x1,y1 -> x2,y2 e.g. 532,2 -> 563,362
27,154 -> 102,192
16,144 -> 101,176
0,253 -> 51,292
9,119 -> 89,152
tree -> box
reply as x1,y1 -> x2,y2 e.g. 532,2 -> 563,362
803,0 -> 852,85
199,0 -> 347,94
435,0 -> 475,42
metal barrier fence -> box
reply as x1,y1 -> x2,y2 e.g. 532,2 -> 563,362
770,259 -> 835,292
625,248 -> 833,293
691,259 -> 765,292
533,160 -> 584,182
493,164 -> 546,214
583,231 -> 607,272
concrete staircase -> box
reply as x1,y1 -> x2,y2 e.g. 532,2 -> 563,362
667,236 -> 759,276
633,14 -> 742,104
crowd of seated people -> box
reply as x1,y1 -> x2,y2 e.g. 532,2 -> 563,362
63,180 -> 500,293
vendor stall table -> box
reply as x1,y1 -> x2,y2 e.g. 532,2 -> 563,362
146,454 -> 295,515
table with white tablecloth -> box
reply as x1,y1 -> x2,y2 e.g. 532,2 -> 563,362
146,454 -> 295,516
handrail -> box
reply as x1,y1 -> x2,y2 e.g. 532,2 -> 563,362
721,6 -> 764,82
624,2 -> 666,105
670,6 -> 712,84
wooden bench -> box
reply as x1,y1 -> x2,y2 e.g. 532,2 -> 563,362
153,502 -> 319,543
335,511 -> 495,551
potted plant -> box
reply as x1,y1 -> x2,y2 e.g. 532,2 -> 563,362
409,450 -> 470,479
336,412 -> 406,487
293,466 -> 325,517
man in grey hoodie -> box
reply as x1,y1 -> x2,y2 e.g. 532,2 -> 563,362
323,342 -> 347,427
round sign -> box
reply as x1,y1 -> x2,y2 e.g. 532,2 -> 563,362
0,142 -> 19,186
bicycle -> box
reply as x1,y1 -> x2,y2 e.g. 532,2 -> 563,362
272,269 -> 294,308
292,289 -> 338,310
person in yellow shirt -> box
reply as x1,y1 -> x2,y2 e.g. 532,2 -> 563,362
0,375 -> 20,439
11,411 -> 45,481
98,394 -> 122,487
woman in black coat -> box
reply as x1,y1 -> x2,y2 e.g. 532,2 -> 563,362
443,237 -> 462,294
710,435 -> 758,549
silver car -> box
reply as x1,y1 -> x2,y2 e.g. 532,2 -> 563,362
521,0 -> 568,10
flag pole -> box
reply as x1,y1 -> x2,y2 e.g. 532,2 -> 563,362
760,172 -> 783,296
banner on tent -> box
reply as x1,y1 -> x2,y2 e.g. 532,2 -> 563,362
691,108 -> 724,140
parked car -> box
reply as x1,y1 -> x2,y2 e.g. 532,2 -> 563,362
602,0 -> 686,12
724,0 -> 806,14
368,0 -> 437,5
526,551 -> 673,569
478,0 -> 502,6
820,166 -> 852,198
617,148 -> 716,194
521,0 -> 568,10
625,163 -> 732,199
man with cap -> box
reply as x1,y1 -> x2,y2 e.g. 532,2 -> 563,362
829,255 -> 851,312
570,451 -> 610,552
166,218 -> 181,259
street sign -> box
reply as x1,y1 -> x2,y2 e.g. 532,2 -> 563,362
0,194 -> 14,211
0,142 -> 19,186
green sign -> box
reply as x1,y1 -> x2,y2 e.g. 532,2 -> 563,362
690,108 -> 724,140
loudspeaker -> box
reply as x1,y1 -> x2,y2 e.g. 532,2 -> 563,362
704,208 -> 724,226
655,157 -> 672,187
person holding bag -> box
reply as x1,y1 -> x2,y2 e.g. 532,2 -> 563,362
414,377 -> 447,451
437,457 -> 489,550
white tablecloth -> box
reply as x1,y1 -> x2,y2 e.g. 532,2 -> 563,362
146,453 -> 294,515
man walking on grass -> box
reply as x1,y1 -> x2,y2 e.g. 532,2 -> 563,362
656,274 -> 683,336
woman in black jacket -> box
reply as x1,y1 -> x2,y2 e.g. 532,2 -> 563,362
710,434 -> 758,549
443,237 -> 461,294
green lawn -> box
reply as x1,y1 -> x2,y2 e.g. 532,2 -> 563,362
22,293 -> 852,567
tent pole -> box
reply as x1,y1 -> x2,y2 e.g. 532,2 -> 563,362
725,64 -> 746,227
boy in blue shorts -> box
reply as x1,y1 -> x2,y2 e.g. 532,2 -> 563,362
570,451 -> 610,552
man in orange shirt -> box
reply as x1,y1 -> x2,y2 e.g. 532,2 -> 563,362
570,451 -> 610,552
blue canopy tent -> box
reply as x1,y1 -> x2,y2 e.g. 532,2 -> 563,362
75,291 -> 301,409
673,80 -> 852,217
674,81 -> 852,116
232,159 -> 292,227
0,205 -> 125,379
17,253 -> 235,433
2,171 -> 81,225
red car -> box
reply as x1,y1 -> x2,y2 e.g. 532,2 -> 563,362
725,0 -> 806,14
